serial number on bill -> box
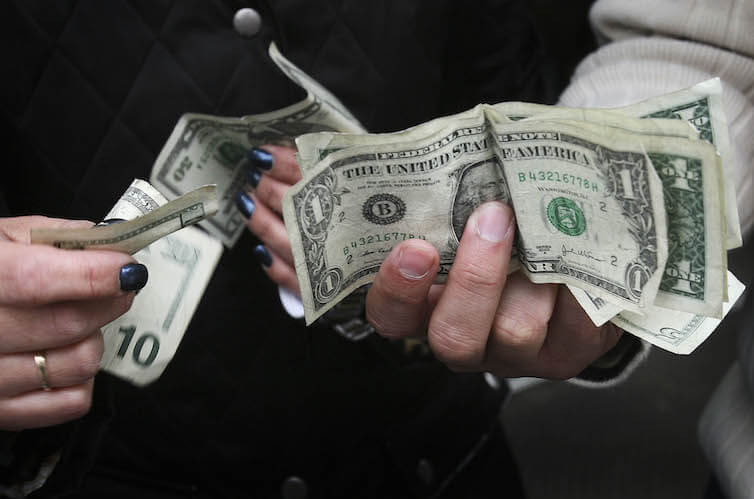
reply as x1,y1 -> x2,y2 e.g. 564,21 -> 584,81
344,233 -> 427,256
517,170 -> 599,192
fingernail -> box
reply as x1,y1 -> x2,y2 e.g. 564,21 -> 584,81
246,166 -> 262,188
95,218 -> 127,227
475,202 -> 513,243
248,147 -> 274,170
235,191 -> 255,218
254,245 -> 272,268
397,244 -> 434,279
119,263 -> 148,292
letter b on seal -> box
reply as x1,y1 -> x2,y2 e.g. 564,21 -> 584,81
362,193 -> 406,225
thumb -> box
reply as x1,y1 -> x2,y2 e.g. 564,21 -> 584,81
366,239 -> 439,338
1,216 -> 94,243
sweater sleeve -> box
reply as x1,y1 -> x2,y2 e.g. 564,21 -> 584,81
563,0 -> 754,387
559,0 -> 754,238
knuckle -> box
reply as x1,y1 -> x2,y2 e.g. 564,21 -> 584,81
365,310 -> 395,337
453,261 -> 499,299
73,251 -> 122,298
73,337 -> 103,380
24,215 -> 50,227
289,168 -> 302,183
74,359 -> 100,382
257,180 -> 276,204
50,306 -> 90,342
79,254 -> 121,298
61,387 -> 93,420
270,187 -> 285,210
428,318 -> 484,368
83,259 -> 100,297
381,281 -> 427,308
9,255 -> 46,304
366,308 -> 411,339
494,311 -> 547,350
366,284 -> 427,339
251,214 -> 274,242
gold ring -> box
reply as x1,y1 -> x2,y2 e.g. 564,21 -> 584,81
33,352 -> 51,391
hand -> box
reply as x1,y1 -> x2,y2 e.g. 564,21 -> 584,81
0,216 -> 147,430
236,145 -> 301,294
365,201 -> 623,379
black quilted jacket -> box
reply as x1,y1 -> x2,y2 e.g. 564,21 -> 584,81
0,1 -> 560,497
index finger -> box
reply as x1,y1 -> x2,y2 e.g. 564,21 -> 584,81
0,242 -> 142,306
248,145 -> 302,185
0,216 -> 93,243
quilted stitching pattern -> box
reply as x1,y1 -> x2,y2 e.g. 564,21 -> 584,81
2,0 -> 551,218
2,0 -> 294,218
0,2 -> 556,495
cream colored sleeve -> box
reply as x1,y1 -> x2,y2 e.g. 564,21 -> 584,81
559,0 -> 754,238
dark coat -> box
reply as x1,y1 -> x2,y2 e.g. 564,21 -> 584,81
0,1 -> 558,497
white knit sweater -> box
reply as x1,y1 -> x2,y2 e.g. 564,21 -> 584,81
560,2 -> 754,497
560,0 -> 754,238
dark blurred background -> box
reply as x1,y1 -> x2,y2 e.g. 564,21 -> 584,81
529,0 -> 598,100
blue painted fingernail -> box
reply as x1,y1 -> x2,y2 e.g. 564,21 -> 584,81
95,218 -> 127,227
246,166 -> 262,188
254,245 -> 272,268
248,147 -> 274,170
235,191 -> 255,218
119,263 -> 148,291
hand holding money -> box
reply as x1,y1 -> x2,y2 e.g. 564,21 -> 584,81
365,202 -> 625,378
30,184 -> 218,254
91,180 -> 223,386
143,41 -> 742,359
23,180 -> 223,388
285,79 -> 745,356
0,216 -> 146,430
242,146 -> 625,378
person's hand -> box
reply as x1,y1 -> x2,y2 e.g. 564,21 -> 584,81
0,216 -> 147,430
365,201 -> 623,379
235,145 -> 301,294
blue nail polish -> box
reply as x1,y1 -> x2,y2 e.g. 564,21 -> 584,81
246,166 -> 262,188
235,191 -> 255,218
119,263 -> 148,292
95,218 -> 127,227
254,245 -> 272,268
248,147 -> 274,170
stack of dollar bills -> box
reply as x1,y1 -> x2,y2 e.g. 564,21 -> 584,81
284,79 -> 746,355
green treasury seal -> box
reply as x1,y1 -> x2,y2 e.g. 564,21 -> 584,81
546,197 -> 586,236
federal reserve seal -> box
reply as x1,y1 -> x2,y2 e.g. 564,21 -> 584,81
362,193 -> 406,225
546,197 -> 586,236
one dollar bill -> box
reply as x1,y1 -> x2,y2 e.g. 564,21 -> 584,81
150,42 -> 365,248
611,271 -> 745,355
286,86 -> 735,356
30,185 -> 217,254
284,113 -> 716,324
